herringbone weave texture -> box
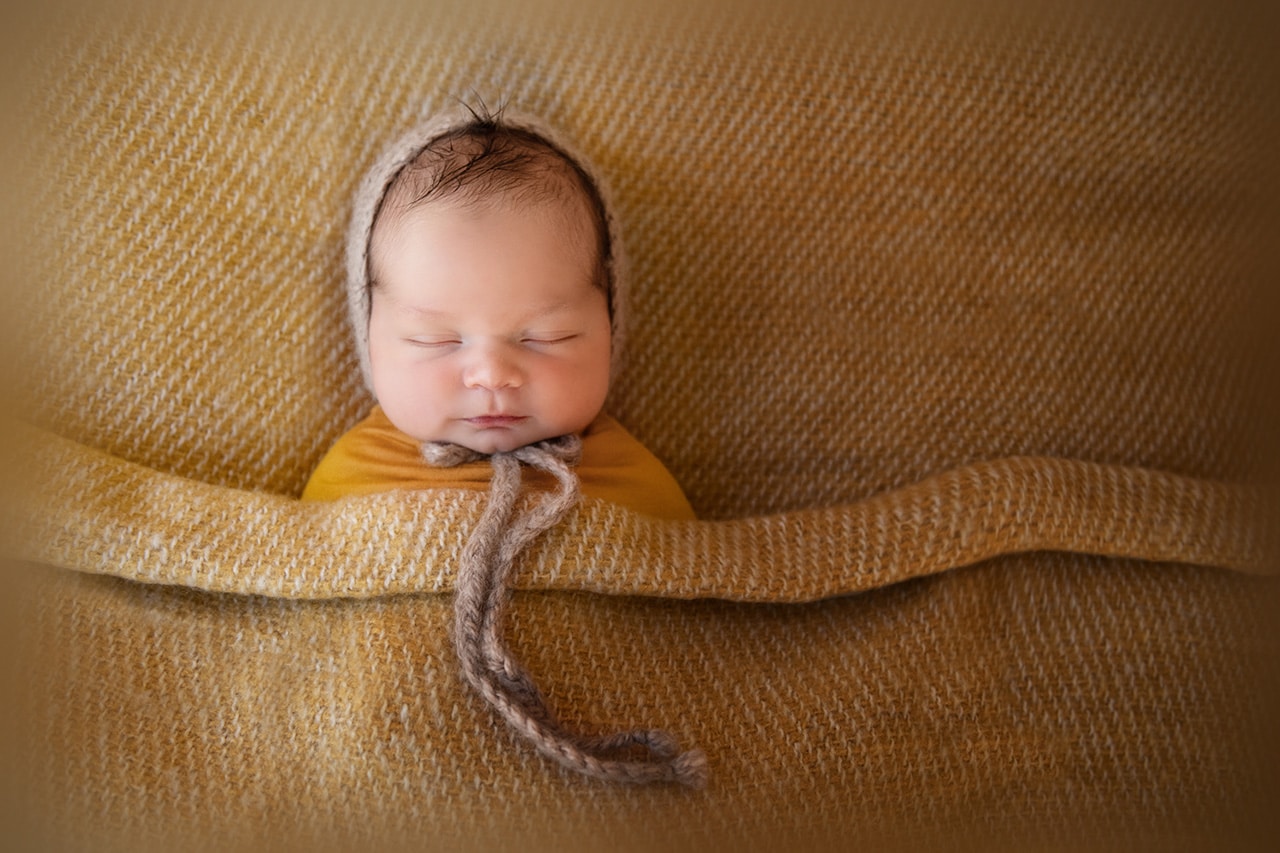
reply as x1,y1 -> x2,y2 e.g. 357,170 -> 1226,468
8,0 -> 1278,849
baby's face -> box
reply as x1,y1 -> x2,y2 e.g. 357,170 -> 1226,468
367,199 -> 612,454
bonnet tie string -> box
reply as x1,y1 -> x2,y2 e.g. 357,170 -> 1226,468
422,435 -> 708,787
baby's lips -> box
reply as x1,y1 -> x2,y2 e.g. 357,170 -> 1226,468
465,415 -> 529,428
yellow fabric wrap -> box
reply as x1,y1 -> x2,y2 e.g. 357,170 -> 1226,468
301,407 -> 697,521
5,0 -> 1278,850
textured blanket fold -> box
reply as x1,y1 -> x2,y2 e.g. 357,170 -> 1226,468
16,426 -> 1272,602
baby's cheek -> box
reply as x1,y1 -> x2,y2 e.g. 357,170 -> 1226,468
558,356 -> 610,423
378,362 -> 451,432
406,364 -> 455,408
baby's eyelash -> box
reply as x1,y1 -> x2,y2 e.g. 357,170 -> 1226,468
522,334 -> 578,345
407,338 -> 460,347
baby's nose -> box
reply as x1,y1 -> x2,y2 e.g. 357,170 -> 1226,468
463,346 -> 524,391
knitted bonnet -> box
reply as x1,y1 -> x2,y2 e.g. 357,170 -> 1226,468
345,106 -> 628,396
341,109 -> 705,788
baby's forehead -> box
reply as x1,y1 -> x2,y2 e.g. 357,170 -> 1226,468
370,200 -> 608,327
367,197 -> 606,318
374,190 -> 597,258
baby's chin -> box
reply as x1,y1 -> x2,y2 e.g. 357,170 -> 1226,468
402,411 -> 602,455
439,427 -> 572,455
456,436 -> 535,454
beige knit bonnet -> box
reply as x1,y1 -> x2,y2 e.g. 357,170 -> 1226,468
342,108 -> 705,788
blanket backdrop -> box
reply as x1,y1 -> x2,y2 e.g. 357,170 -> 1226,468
6,0 -> 1279,849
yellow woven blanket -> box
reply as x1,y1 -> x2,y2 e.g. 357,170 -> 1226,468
6,0 -> 1278,849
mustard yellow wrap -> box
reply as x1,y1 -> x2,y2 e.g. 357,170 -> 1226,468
301,407 -> 696,521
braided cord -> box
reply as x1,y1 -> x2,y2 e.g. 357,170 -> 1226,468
428,435 -> 707,787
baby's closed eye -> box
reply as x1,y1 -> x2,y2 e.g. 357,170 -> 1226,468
406,336 -> 462,348
521,333 -> 580,346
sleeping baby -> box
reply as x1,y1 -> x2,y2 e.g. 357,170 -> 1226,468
302,107 -> 694,522
304,107 -> 705,786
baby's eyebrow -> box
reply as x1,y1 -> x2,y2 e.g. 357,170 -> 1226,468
400,304 -> 452,320
527,299 -> 576,319
389,297 -> 580,323
380,290 -> 453,320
